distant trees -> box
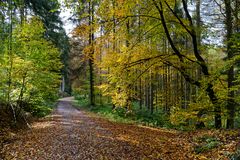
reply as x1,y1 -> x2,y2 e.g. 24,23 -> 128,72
65,0 -> 99,106
25,0 -> 71,94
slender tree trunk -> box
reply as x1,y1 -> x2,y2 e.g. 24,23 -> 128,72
111,0 -> 116,109
16,73 -> 27,118
88,1 -> 95,106
7,0 -> 13,104
20,0 -> 25,24
139,74 -> 142,109
138,10 -> 143,110
233,0 -> 239,32
150,71 -> 154,114
224,0 -> 235,129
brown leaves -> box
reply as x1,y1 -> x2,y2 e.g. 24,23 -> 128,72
1,97 -> 240,159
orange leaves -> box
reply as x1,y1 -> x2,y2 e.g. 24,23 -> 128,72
72,24 -> 90,38
83,45 -> 94,60
2,98 -> 240,159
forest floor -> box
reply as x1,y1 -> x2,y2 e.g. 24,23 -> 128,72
1,97 -> 240,160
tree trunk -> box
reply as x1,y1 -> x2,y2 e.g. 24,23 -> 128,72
224,0 -> 235,129
89,1 -> 95,106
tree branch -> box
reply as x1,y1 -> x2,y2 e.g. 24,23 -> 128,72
164,1 -> 192,35
152,0 -> 184,62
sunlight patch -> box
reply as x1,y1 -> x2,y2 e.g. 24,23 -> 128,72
50,114 -> 63,118
32,122 -> 54,129
116,134 -> 139,145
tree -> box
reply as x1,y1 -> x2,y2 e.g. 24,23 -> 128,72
94,0 -> 222,128
224,0 -> 234,129
0,17 -> 62,118
26,0 -> 71,94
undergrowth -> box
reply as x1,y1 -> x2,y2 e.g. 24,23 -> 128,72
194,135 -> 222,154
74,96 -> 172,128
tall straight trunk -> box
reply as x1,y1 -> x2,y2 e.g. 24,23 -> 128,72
139,73 -> 142,109
7,0 -> 13,104
225,0 -> 235,128
16,73 -> 27,117
150,71 -> 154,114
138,9 -> 143,110
7,0 -> 16,123
20,0 -> 25,24
234,0 -> 239,32
164,65 -> 168,113
99,25 -> 104,105
161,74 -> 163,110
167,65 -> 171,112
195,0 -> 201,97
155,74 -> 159,111
176,71 -> 180,106
145,81 -> 149,110
125,19 -> 132,109
111,0 -> 116,109
196,0 -> 201,45
88,1 -> 95,106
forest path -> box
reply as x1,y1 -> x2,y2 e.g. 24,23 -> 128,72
1,97 -> 193,160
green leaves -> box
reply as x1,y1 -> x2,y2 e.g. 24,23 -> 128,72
0,17 -> 62,114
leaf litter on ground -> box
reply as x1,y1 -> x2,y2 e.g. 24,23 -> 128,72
1,97 -> 240,160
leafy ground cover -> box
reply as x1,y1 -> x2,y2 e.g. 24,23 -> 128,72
1,97 -> 240,159
0,100 -> 57,159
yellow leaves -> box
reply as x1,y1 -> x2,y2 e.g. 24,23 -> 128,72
116,134 -> 139,145
98,0 -> 141,19
14,17 -> 45,41
98,84 -> 111,96
194,155 -> 208,160
170,108 -> 196,126
170,97 -> 215,127
73,24 -> 90,38
83,45 -> 94,59
2,98 -> 240,159
12,56 -> 33,71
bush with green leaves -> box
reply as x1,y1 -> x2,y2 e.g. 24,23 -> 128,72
74,96 -> 172,127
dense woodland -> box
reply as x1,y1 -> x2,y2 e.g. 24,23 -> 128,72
0,0 -> 240,159
0,0 -> 238,129
68,0 -> 240,130
0,0 -> 240,134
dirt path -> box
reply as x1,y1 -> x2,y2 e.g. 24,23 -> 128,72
0,97 -> 216,160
